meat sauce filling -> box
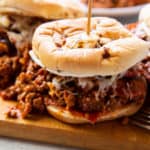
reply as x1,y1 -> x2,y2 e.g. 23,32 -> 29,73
1,59 -> 146,118
0,15 -> 46,89
0,29 -> 21,89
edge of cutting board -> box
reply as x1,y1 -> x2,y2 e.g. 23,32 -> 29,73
0,98 -> 149,150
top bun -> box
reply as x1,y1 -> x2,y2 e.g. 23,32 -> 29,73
0,0 -> 85,19
139,4 -> 150,28
32,17 -> 149,77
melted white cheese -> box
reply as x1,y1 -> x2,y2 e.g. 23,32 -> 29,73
97,76 -> 117,91
78,75 -> 117,91
52,78 -> 61,90
78,78 -> 94,89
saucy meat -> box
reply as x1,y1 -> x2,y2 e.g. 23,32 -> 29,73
0,29 -> 21,89
1,59 -> 146,118
46,68 -> 146,113
0,14 -> 46,90
1,61 -> 52,117
0,56 -> 20,89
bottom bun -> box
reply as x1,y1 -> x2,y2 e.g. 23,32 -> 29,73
46,102 -> 144,124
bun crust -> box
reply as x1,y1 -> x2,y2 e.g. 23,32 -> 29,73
46,103 -> 144,124
32,17 -> 149,77
0,0 -> 85,19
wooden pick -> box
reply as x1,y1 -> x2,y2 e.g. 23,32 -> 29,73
87,0 -> 92,35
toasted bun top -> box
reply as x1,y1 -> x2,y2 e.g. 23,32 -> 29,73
0,0 -> 85,19
32,17 -> 149,77
139,4 -> 150,27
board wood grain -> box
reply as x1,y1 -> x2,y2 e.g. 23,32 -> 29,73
0,98 -> 149,150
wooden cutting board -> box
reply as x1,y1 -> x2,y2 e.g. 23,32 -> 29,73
0,98 -> 149,150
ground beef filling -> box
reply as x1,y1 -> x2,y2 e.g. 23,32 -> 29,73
137,57 -> 150,83
0,56 -> 20,89
0,29 -> 21,89
137,56 -> 150,106
0,15 -> 46,90
1,60 -> 146,118
46,70 -> 146,113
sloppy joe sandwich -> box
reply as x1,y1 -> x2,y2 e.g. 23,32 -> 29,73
0,0 -> 85,90
0,0 -> 85,47
127,4 -> 150,83
0,0 -> 85,19
131,4 -> 150,98
29,17 -> 149,124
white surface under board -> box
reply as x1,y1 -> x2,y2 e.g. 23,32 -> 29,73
0,137 -> 79,150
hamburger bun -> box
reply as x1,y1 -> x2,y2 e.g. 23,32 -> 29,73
32,17 -> 149,77
47,100 -> 145,124
0,0 -> 85,19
